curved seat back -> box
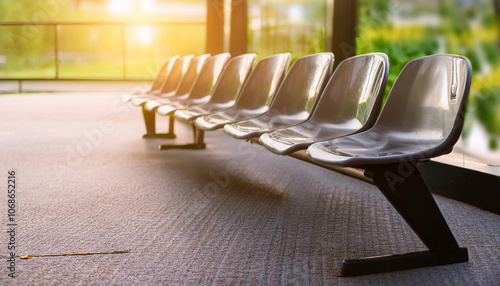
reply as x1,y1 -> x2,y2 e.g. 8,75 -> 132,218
371,54 -> 472,159
159,55 -> 194,94
172,54 -> 210,98
256,52 -> 334,124
308,52 -> 388,134
150,55 -> 179,92
194,53 -> 290,131
207,53 -> 257,106
232,53 -> 291,112
173,54 -> 257,122
184,53 -> 231,102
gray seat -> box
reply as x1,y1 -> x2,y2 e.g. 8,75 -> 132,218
129,55 -> 194,106
259,53 -> 388,155
223,53 -> 334,139
139,54 -> 209,138
139,54 -> 208,109
121,55 -> 179,103
146,53 -> 230,145
307,54 -> 472,276
158,53 -> 257,150
154,53 -> 232,117
174,53 -> 257,123
195,53 -> 291,131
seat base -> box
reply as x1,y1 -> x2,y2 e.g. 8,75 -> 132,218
142,133 -> 176,139
157,126 -> 206,150
337,248 -> 468,276
143,109 -> 177,139
157,143 -> 206,150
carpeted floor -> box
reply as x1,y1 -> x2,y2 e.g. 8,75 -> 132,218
0,92 -> 499,285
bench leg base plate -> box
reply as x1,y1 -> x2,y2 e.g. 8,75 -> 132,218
157,143 -> 206,150
142,133 -> 176,139
337,248 -> 468,276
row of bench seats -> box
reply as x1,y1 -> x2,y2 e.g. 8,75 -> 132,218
121,52 -> 472,276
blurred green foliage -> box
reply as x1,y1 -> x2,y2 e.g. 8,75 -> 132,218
247,0 -> 326,59
357,0 -> 500,150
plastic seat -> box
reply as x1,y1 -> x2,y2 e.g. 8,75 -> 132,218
307,54 -> 472,276
259,53 -> 388,155
223,53 -> 334,139
195,53 -> 291,131
157,53 -> 257,150
139,54 -> 209,138
174,53 -> 257,123
138,54 -> 206,108
129,55 -> 194,106
121,55 -> 179,103
146,53 -> 229,144
153,53 -> 231,117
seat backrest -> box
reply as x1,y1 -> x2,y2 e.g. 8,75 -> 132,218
159,55 -> 194,93
307,53 -> 388,131
232,53 -> 291,110
207,53 -> 257,104
263,53 -> 334,121
185,53 -> 231,101
150,55 -> 179,92
173,54 -> 210,98
372,54 -> 472,156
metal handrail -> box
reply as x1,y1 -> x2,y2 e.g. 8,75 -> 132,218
0,21 -> 205,25
0,20 -> 205,80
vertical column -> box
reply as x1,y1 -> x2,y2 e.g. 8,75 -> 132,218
206,0 -> 225,54
329,0 -> 358,69
230,0 -> 247,56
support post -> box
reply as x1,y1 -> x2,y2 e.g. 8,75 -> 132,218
328,0 -> 358,69
207,0 -> 225,54
230,0 -> 247,56
337,162 -> 468,276
142,109 -> 176,139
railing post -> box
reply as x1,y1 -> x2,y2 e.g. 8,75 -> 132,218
54,24 -> 59,79
121,23 -> 127,79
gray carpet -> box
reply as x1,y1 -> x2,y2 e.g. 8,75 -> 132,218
0,92 -> 499,285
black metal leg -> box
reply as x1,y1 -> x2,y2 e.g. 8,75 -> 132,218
167,114 -> 175,137
337,162 -> 468,276
142,108 -> 176,139
196,129 -> 205,147
158,124 -> 206,150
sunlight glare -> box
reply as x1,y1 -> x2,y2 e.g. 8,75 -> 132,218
139,0 -> 156,12
108,0 -> 134,14
135,25 -> 154,46
288,5 -> 304,23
